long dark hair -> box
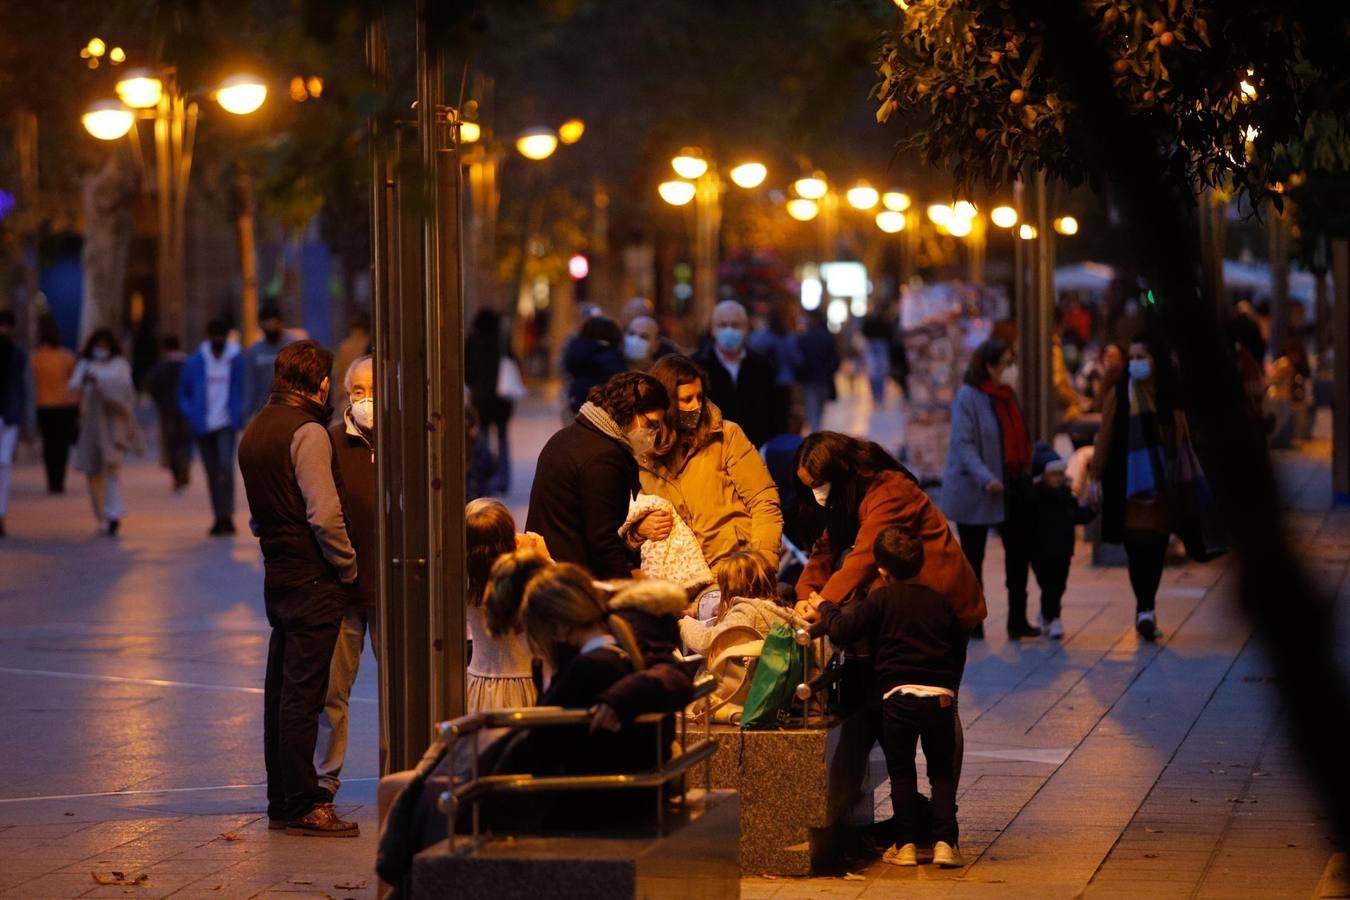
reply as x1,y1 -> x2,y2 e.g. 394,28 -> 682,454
962,338 -> 1010,388
466,498 -> 516,608
648,354 -> 712,465
795,432 -> 905,554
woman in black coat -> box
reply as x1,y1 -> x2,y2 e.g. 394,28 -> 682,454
525,372 -> 670,580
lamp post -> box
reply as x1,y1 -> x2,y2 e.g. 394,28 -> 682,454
82,67 -> 266,341
657,149 -> 766,330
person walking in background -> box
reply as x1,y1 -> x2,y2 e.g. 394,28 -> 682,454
622,315 -> 672,372
1088,333 -> 1180,641
69,329 -> 141,536
465,308 -> 518,494
179,319 -> 245,536
316,354 -> 381,799
1029,443 -> 1096,640
31,316 -> 79,496
0,310 -> 35,537
862,302 -> 897,407
238,340 -> 359,837
242,304 -> 298,419
793,310 -> 841,433
941,338 -> 1041,640
562,314 -> 627,416
694,300 -> 781,448
144,335 -> 192,491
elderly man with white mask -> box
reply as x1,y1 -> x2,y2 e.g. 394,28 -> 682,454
315,354 -> 381,798
693,300 -> 783,447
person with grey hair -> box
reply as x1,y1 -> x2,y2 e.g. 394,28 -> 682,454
693,300 -> 782,447
316,353 -> 380,798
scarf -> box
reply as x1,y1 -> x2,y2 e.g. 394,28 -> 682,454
578,401 -> 632,454
978,382 -> 1032,478
1125,380 -> 1167,502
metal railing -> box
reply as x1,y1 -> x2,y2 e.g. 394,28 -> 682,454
792,626 -> 841,727
436,674 -> 716,854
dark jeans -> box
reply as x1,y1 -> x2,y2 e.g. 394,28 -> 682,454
1123,529 -> 1169,614
36,406 -> 78,493
197,427 -> 236,520
1030,554 -> 1070,621
882,692 -> 959,846
264,577 -> 346,821
160,410 -> 193,488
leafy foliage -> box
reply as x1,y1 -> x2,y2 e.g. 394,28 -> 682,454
873,1 -> 1350,212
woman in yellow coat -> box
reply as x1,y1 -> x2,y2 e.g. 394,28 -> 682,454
635,356 -> 783,593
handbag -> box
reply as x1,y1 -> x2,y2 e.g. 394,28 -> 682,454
496,356 -> 528,401
739,623 -> 806,730
1168,418 -> 1230,562
687,624 -> 764,725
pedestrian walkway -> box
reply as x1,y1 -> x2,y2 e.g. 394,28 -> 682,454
0,388 -> 1344,898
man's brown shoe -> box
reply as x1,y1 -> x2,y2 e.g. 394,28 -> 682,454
284,802 -> 359,837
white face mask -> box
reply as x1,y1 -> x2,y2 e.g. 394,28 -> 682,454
623,334 -> 651,362
812,482 -> 832,507
627,422 -> 657,456
351,397 -> 375,430
999,363 -> 1020,388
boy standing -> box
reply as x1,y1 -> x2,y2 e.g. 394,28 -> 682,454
806,525 -> 966,867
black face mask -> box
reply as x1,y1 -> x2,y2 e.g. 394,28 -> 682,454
263,328 -> 282,343
677,408 -> 702,432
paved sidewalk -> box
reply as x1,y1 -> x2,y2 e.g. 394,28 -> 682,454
1,385 -> 1345,898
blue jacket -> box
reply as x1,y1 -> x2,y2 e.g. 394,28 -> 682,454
941,384 -> 1005,526
178,343 -> 245,437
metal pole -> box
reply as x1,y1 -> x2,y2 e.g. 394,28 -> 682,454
236,171 -> 260,347
692,170 -> 721,330
154,91 -> 176,339
1332,238 -> 1350,501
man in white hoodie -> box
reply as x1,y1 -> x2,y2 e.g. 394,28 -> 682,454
178,318 -> 246,535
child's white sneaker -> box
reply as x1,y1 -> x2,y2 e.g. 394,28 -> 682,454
1045,617 -> 1063,640
884,842 -> 918,866
933,840 -> 964,868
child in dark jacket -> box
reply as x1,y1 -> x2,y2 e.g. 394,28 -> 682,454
1030,443 -> 1097,640
807,525 -> 967,869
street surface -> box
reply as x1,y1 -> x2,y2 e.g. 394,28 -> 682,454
1,377 -> 1345,898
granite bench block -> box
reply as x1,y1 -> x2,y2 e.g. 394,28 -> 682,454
707,718 -> 881,876
410,789 -> 740,900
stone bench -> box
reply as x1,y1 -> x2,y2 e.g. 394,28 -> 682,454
706,715 -> 884,876
409,789 -> 740,900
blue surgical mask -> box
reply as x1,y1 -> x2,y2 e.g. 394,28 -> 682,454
1128,359 -> 1153,381
715,327 -> 745,354
623,334 -> 651,362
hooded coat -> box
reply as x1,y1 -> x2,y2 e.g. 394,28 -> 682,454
638,403 -> 783,573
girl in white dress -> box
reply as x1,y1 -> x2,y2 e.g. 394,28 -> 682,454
465,499 -> 549,713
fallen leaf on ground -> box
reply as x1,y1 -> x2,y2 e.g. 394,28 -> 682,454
1144,827 -> 1164,833
1144,853 -> 1159,859
843,872 -> 866,881
335,880 -> 367,889
220,832 -> 243,841
91,872 -> 149,886
289,877 -> 315,884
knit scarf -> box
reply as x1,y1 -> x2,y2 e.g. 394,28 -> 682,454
578,401 -> 633,454
1125,380 -> 1167,502
978,382 -> 1032,478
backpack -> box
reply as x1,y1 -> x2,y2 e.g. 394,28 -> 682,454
689,624 -> 765,725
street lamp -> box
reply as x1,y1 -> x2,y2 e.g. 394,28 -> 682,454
671,148 -> 709,179
82,66 -> 267,341
1054,215 -> 1079,236
875,210 -> 906,233
515,127 -> 559,161
729,162 -> 767,189
990,205 -> 1019,228
658,180 -> 696,206
846,181 -> 880,211
786,198 -> 820,221
558,118 -> 585,145
882,191 -> 912,212
794,173 -> 828,200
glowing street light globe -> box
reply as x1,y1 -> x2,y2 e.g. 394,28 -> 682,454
115,69 -> 163,109
459,121 -> 481,143
952,200 -> 977,220
846,181 -> 880,211
81,101 -> 135,141
882,191 -> 911,212
729,162 -> 767,189
990,205 -> 1018,228
216,74 -> 268,115
875,211 -> 906,233
786,198 -> 820,221
926,203 -> 953,227
1054,215 -> 1079,236
558,118 -> 585,144
671,149 -> 708,179
516,127 -> 559,160
1018,223 -> 1038,240
658,180 -> 696,206
793,175 -> 828,200
947,216 -> 973,237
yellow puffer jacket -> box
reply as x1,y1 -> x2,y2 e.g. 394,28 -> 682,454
639,404 -> 783,573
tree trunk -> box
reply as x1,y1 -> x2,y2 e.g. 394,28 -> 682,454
79,154 -> 138,344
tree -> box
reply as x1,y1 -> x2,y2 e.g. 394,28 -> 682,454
871,1 -> 1350,841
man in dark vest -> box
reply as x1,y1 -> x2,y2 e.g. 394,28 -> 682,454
238,340 -> 360,837
315,354 -> 379,799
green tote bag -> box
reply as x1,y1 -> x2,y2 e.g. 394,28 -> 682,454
740,623 -> 805,730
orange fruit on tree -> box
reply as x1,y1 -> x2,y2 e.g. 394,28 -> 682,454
975,127 -> 988,140
1112,58 -> 1130,74
1010,88 -> 1026,105
990,50 -> 1002,64
1104,6 -> 1120,25
945,85 -> 958,97
1151,20 -> 1166,36
1159,31 -> 1175,47
1142,89 -> 1156,103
